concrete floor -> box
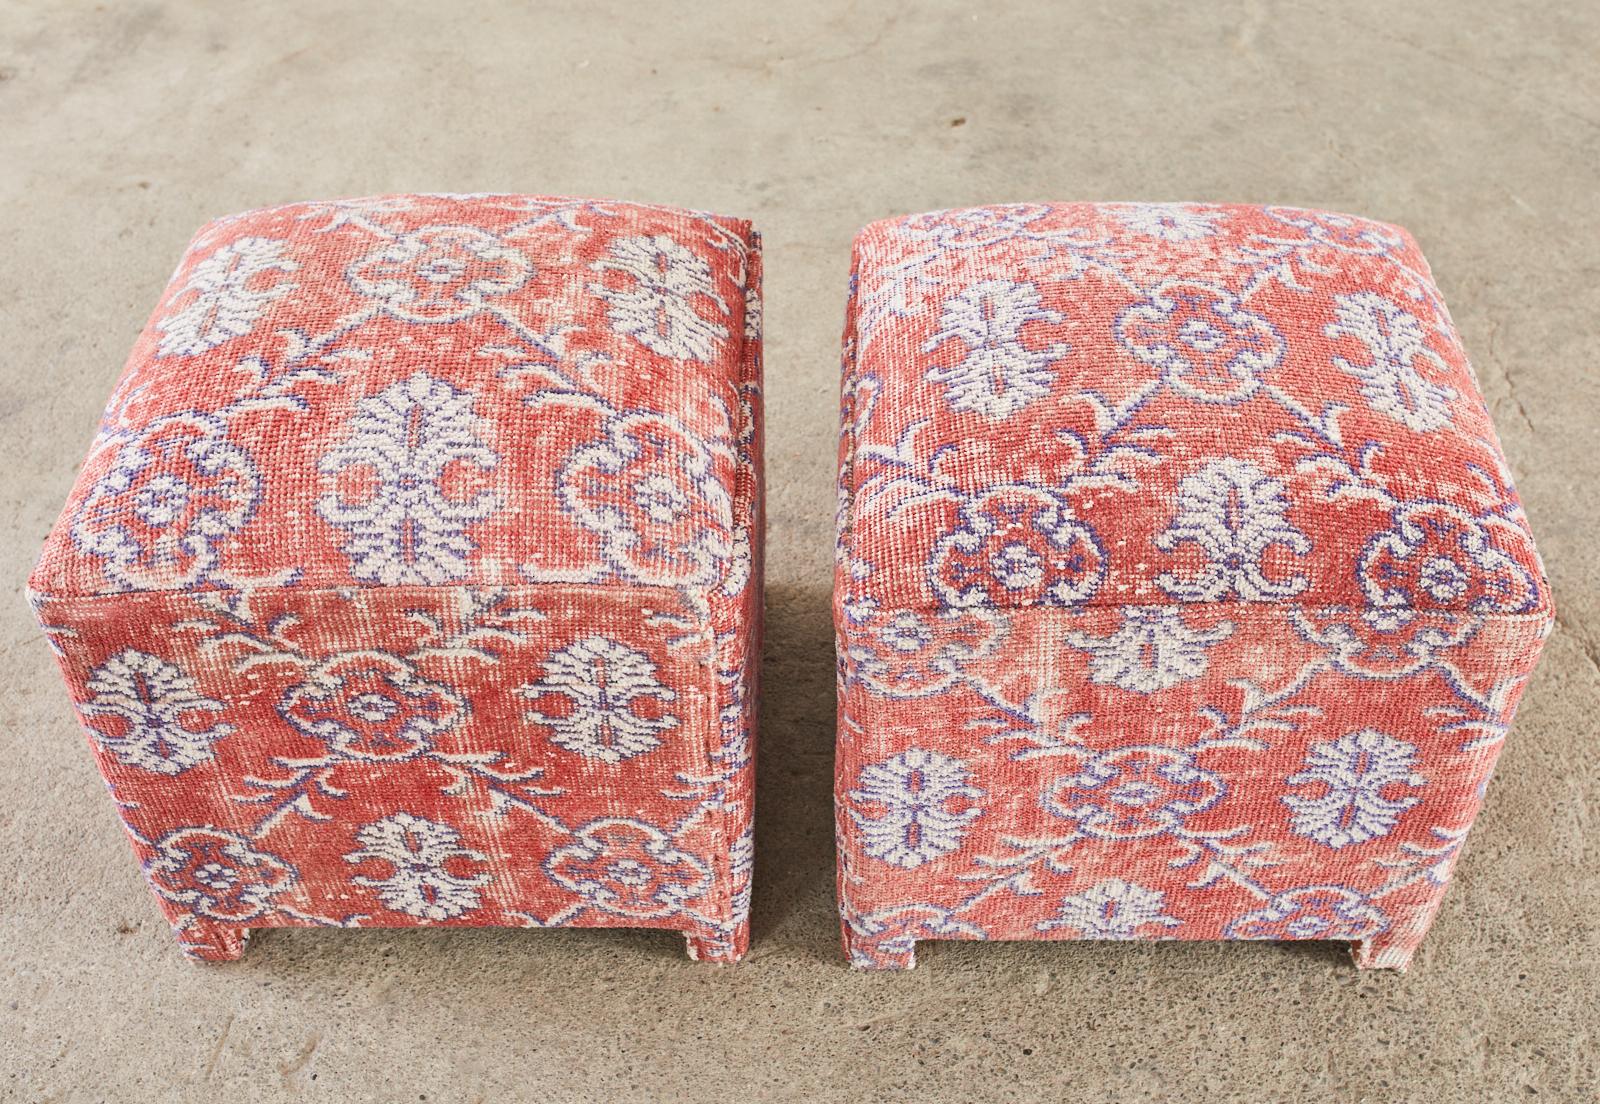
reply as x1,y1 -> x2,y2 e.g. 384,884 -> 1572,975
2,2 -> 1597,1100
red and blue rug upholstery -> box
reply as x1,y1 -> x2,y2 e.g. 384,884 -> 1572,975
31,194 -> 763,962
834,203 -> 1549,969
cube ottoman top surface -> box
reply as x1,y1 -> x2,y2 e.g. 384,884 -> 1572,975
838,202 -> 1547,621
33,193 -> 761,606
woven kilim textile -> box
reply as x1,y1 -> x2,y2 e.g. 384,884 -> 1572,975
834,203 -> 1551,969
31,194 -> 763,963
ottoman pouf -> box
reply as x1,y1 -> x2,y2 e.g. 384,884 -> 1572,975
834,203 -> 1551,970
30,194 -> 763,963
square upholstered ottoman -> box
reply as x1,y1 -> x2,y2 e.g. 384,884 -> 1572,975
30,193 -> 762,962
834,203 -> 1551,969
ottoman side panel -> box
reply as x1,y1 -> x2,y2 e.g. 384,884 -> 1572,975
834,235 -> 870,951
836,602 -> 1549,966
697,227 -> 764,961
31,583 -> 741,947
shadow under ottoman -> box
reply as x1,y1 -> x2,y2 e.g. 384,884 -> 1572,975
30,193 -> 763,962
834,202 -> 1550,970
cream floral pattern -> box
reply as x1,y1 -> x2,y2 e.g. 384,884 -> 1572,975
156,236 -> 298,357
850,748 -> 984,869
79,650 -> 231,775
590,234 -> 730,361
318,372 -> 500,585
1065,608 -> 1234,693
516,636 -> 679,763
346,812 -> 492,921
1039,879 -> 1181,938
1156,459 -> 1311,601
1284,730 -> 1426,849
923,280 -> 1066,418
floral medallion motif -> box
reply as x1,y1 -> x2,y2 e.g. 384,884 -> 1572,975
590,233 -> 730,361
156,236 -> 298,357
1044,746 -> 1227,840
145,828 -> 296,922
318,371 -> 500,586
1284,729 -> 1425,849
1358,502 -> 1540,615
850,748 -> 984,869
545,819 -> 712,919
922,280 -> 1066,418
278,652 -> 466,760
345,812 -> 493,921
516,636 -> 679,763
1155,459 -> 1311,601
1038,879 -> 1182,938
1290,606 -> 1480,679
71,414 -> 260,590
556,411 -> 732,588
1064,607 -> 1234,693
347,226 -> 533,323
931,486 -> 1104,609
79,650 -> 231,774
844,608 -> 1006,699
1115,280 -> 1284,403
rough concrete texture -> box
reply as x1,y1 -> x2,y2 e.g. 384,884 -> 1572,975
2,2 -> 1597,1100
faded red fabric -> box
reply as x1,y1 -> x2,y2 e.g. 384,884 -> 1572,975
834,203 -> 1550,969
32,194 -> 762,962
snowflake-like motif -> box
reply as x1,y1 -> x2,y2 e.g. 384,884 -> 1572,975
346,812 -> 492,921
317,371 -> 500,585
516,636 -> 679,763
79,650 -> 231,774
156,236 -> 298,357
850,748 -> 984,869
1283,729 -> 1426,849
590,234 -> 730,361
1325,292 -> 1458,432
923,280 -> 1066,418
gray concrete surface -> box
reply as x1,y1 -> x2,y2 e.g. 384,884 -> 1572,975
2,2 -> 1597,1100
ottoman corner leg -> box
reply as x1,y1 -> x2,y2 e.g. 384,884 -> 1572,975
684,924 -> 747,965
1351,932 -> 1419,971
174,918 -> 252,963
